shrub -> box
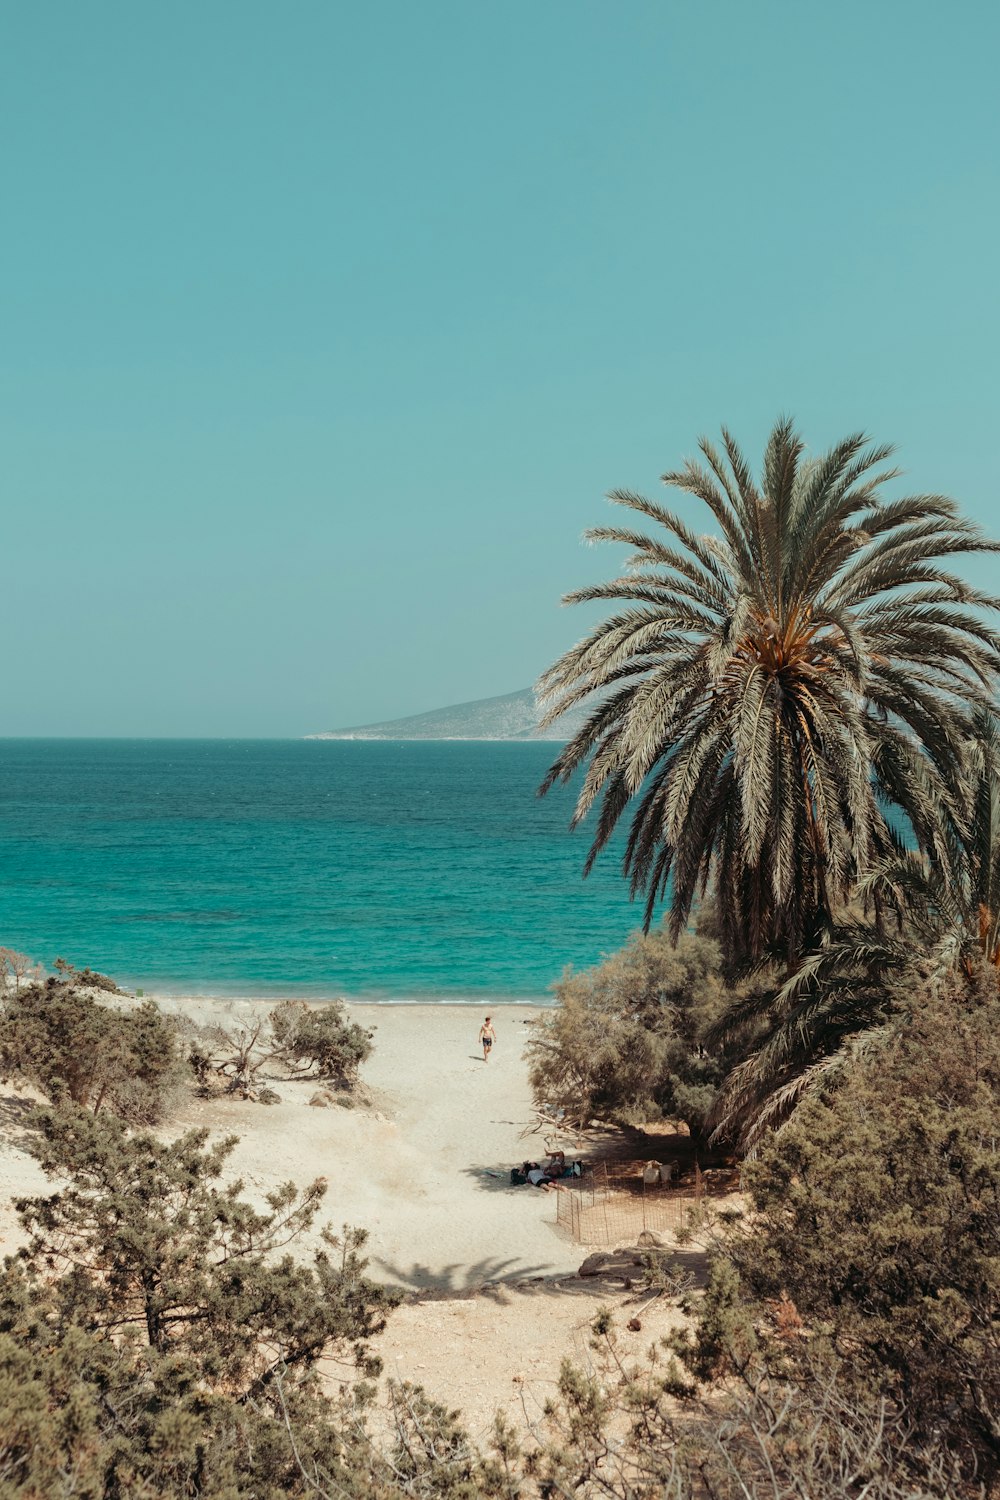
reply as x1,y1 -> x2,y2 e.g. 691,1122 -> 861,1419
525,1308 -> 962,1499
682,958 -> 1000,1485
53,957 -> 124,993
270,999 -> 373,1086
526,928 -> 744,1135
0,977 -> 184,1122
0,949 -> 40,994
0,1083 -> 975,1496
189,1000 -> 373,1102
0,1107 -> 395,1498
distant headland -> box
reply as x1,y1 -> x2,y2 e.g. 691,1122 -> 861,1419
306,687 -> 587,741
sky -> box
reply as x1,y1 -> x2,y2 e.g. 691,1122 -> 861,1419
4,0 -> 999,736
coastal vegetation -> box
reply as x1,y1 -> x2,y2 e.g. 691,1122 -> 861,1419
0,971 -> 186,1124
516,952 -> 1000,1495
703,958 -> 1000,1481
705,699 -> 1000,1145
0,1107 -> 394,1497
188,998 -> 373,1102
4,421 -> 1000,1494
525,926 -> 746,1138
0,966 -> 373,1116
2,938 -> 999,1489
539,420 -> 999,966
521,420 -> 1000,1491
540,419 -> 1000,1137
0,949 -> 41,992
3,1014 -> 994,1496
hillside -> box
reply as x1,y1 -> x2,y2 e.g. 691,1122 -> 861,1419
306,687 -> 587,741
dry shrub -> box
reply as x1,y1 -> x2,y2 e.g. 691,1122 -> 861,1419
186,999 -> 373,1103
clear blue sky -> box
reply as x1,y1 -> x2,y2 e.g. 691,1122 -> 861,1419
4,1 -> 998,735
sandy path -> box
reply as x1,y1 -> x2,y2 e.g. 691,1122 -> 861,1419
0,997 -> 705,1432
140,1000 -> 584,1290
0,1002 -> 582,1284
0,1085 -> 49,1256
369,1284 -> 688,1443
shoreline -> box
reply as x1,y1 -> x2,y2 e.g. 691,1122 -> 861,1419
119,983 -> 556,1007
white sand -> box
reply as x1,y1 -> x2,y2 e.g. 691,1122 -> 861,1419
0,997 -> 694,1433
159,999 -> 584,1289
0,1000 -> 584,1281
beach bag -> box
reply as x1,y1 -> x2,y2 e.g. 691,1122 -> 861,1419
510,1167 -> 527,1186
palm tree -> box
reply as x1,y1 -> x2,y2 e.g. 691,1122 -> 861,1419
706,919 -> 913,1152
960,705 -> 1000,965
710,709 -> 1000,1149
539,419 -> 1000,970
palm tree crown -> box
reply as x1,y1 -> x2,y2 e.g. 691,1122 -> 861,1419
539,419 -> 1000,968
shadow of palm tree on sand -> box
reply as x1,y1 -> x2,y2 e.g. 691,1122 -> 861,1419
373,1254 -> 557,1296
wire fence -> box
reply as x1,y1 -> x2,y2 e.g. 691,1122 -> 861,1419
555,1160 -> 711,1246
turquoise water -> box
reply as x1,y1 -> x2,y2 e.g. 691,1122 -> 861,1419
0,740 -> 642,1002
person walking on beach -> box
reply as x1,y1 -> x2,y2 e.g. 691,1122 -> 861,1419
479,1015 -> 496,1063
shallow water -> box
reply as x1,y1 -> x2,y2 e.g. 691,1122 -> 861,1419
0,739 -> 642,1001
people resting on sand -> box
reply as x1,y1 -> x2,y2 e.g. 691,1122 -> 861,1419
516,1152 -> 582,1190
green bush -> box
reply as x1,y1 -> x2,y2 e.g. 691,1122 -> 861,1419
0,1107 -> 395,1498
0,978 -> 184,1123
185,999 -> 374,1103
524,1308 -> 961,1500
270,999 -> 374,1086
682,958 -> 1000,1485
526,927 -> 744,1135
53,957 -> 124,993
0,1043 -> 980,1497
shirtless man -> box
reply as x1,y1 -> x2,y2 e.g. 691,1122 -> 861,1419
479,1015 -> 496,1062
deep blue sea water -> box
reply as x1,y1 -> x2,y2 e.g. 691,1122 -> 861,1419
0,740 -> 643,1002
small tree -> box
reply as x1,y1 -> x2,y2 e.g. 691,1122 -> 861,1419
188,1014 -> 275,1099
526,928 -> 744,1135
189,1000 -> 373,1102
683,957 -> 1000,1486
0,948 -> 40,994
0,978 -> 184,1123
270,1000 -> 373,1086
524,1307 -> 962,1500
0,1107 -> 396,1498
54,956 -> 124,993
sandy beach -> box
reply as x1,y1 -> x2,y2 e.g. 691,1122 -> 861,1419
159,998 -> 584,1289
1,1000 -> 580,1280
0,995 -> 694,1438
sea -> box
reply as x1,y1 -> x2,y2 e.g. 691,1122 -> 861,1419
0,739 -> 644,1004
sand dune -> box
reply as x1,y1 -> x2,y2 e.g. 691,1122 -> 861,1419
159,999 -> 583,1289
0,997 -> 696,1433
1,1001 -> 576,1271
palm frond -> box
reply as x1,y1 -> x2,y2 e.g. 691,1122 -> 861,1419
539,417 -> 1000,980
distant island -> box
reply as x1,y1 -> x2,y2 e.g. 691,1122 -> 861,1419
306,687 -> 588,741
